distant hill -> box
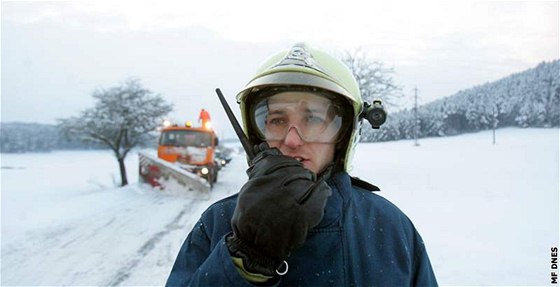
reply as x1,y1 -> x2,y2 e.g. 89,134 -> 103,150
0,122 -> 107,153
362,60 -> 559,142
0,121 -> 237,153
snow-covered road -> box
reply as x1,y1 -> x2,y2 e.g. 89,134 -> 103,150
1,150 -> 245,286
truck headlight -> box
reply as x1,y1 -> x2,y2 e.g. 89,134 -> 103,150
200,167 -> 209,175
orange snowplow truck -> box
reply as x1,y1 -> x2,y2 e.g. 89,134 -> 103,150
157,122 -> 219,185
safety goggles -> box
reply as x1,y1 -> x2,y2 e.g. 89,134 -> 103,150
252,91 -> 347,143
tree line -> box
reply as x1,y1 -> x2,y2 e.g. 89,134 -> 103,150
361,60 -> 559,142
0,122 -> 108,153
3,60 -> 558,153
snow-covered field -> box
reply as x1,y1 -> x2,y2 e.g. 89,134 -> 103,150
1,128 -> 558,286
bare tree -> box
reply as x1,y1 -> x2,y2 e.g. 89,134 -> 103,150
58,79 -> 173,186
339,48 -> 403,108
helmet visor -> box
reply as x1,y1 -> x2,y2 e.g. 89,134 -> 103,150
253,91 -> 346,144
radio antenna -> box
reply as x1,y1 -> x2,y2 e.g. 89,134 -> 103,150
215,88 -> 255,160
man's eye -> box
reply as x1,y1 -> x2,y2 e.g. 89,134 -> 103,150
268,117 -> 287,125
307,115 -> 325,124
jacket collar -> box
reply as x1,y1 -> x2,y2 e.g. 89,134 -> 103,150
316,171 -> 352,228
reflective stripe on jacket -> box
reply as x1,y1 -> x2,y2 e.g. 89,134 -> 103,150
166,171 -> 438,286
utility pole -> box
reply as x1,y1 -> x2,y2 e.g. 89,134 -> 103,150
492,104 -> 498,145
414,87 -> 420,146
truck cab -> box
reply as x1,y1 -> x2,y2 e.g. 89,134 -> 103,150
157,124 -> 219,185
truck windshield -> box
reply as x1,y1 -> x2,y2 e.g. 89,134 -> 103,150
160,130 -> 212,147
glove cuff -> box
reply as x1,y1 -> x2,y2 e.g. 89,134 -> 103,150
226,234 -> 283,277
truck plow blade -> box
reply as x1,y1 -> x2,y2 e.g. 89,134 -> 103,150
138,151 -> 211,197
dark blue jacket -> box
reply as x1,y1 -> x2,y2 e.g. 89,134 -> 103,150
166,171 -> 438,286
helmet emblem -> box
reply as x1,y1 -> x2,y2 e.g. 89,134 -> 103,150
274,43 -> 327,75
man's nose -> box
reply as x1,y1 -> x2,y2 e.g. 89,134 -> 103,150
283,126 -> 304,147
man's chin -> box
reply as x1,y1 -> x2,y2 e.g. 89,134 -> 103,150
302,161 -> 318,174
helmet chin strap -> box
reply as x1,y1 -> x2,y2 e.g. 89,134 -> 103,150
331,124 -> 353,173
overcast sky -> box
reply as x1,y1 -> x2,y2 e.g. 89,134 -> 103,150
2,1 -> 558,138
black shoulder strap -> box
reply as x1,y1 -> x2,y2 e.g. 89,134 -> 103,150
351,176 -> 380,192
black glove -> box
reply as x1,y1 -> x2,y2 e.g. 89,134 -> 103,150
227,143 -> 332,276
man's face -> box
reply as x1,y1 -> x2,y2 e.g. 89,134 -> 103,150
253,91 -> 343,174
267,132 -> 336,174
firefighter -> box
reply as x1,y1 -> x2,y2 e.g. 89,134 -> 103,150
166,43 -> 438,286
